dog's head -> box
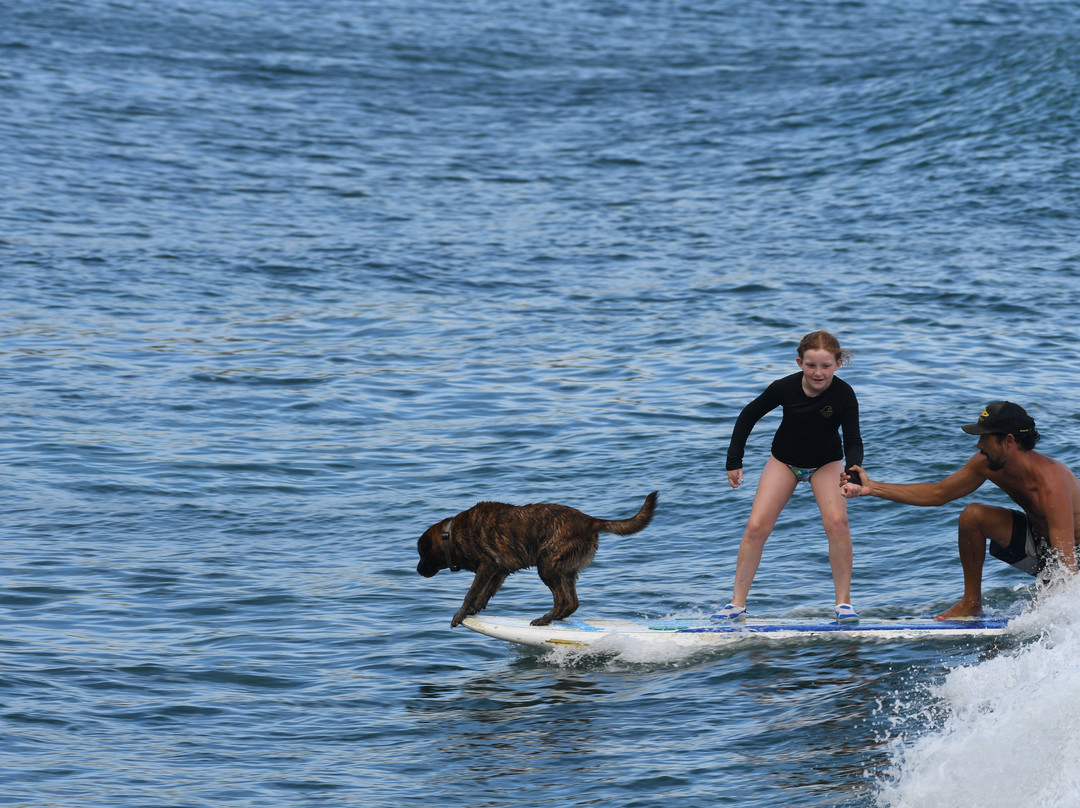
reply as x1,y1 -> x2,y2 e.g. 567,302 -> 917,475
416,519 -> 449,577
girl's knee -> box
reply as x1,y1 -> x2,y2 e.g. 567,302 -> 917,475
825,521 -> 850,541
742,519 -> 773,544
819,510 -> 850,537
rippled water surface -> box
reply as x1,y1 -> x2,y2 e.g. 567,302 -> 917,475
3,1 -> 1080,806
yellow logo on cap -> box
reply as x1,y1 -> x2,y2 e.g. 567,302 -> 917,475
980,408 -> 990,420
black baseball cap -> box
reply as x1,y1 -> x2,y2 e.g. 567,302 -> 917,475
961,401 -> 1036,436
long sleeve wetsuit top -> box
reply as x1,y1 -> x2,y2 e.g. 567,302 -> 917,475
725,372 -> 864,479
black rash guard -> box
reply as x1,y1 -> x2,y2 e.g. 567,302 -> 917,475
725,372 -> 864,481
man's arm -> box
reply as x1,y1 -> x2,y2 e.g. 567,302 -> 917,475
843,455 -> 987,506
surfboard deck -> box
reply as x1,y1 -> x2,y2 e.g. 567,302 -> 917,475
460,613 -> 1015,649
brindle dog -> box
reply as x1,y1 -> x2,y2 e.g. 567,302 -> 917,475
417,491 -> 658,627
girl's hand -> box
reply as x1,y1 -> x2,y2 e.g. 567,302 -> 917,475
842,465 -> 870,498
728,469 -> 744,489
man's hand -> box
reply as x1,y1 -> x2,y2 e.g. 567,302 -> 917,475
842,465 -> 871,498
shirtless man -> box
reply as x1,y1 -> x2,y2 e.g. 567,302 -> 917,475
842,401 -> 1080,620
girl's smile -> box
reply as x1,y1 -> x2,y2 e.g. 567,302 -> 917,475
797,348 -> 840,397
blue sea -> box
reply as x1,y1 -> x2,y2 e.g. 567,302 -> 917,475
3,1 -> 1080,806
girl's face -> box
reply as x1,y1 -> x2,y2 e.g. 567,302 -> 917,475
797,348 -> 840,396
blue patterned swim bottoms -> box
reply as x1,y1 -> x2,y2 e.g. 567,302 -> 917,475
785,464 -> 818,483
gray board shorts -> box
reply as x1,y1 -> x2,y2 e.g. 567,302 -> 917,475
989,510 -> 1053,576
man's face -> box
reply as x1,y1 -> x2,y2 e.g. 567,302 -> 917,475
977,433 -> 1009,471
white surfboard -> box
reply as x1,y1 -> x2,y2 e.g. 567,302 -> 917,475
461,613 -> 1015,649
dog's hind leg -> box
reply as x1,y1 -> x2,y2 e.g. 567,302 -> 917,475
531,571 -> 580,626
552,576 -> 580,621
452,569 -> 508,627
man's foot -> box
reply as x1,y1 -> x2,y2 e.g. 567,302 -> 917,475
835,603 -> 859,623
712,603 -> 747,620
935,599 -> 983,621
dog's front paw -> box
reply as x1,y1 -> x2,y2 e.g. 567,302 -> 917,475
451,610 -> 468,628
530,616 -> 553,626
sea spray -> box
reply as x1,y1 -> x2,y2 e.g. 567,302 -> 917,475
875,576 -> 1080,808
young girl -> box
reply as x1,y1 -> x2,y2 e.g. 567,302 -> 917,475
716,331 -> 864,623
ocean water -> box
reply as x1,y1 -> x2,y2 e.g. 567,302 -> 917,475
2,1 -> 1080,806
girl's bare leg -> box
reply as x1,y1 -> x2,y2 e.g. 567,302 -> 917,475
810,460 -> 853,605
730,456 -> 798,606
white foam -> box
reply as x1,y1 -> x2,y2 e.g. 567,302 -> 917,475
538,632 -> 709,667
875,575 -> 1080,808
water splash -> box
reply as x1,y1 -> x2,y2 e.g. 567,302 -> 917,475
875,575 -> 1080,808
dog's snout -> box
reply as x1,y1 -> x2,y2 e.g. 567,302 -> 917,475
417,559 -> 439,578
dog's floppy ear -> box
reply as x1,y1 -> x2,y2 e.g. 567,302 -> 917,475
417,520 -> 443,557
416,519 -> 451,578
424,518 -> 450,548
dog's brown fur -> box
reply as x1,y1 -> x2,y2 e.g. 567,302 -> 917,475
417,491 -> 658,627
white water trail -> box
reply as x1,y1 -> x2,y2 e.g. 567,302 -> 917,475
875,575 -> 1080,808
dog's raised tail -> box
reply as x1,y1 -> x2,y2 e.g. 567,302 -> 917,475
597,491 -> 658,536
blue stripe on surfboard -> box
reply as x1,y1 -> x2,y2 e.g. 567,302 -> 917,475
556,616 -> 1014,633
678,618 -> 1012,634
558,617 -> 605,631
